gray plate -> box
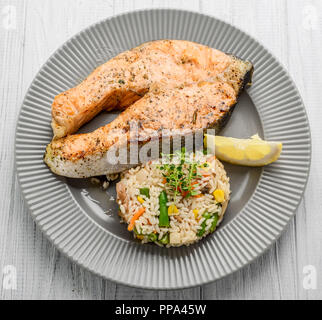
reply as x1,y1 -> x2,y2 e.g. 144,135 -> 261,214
15,9 -> 311,289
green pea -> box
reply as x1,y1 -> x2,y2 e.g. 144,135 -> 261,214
197,212 -> 212,237
210,213 -> 219,233
140,188 -> 150,198
148,233 -> 158,242
159,233 -> 169,245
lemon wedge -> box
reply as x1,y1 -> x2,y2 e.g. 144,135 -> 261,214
204,134 -> 282,166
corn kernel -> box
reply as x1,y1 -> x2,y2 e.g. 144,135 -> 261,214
202,162 -> 211,171
137,196 -> 144,204
193,209 -> 199,219
168,204 -> 179,215
213,189 -> 225,203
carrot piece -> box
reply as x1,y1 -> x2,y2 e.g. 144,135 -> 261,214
162,178 -> 167,184
193,194 -> 203,198
181,190 -> 189,198
128,207 -> 146,231
202,172 -> 211,177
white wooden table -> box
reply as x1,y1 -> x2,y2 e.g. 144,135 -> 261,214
0,0 -> 321,300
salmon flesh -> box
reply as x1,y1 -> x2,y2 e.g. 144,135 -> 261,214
51,40 -> 252,138
45,70 -> 253,178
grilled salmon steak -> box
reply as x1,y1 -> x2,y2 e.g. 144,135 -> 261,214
45,78 -> 252,178
51,40 -> 252,138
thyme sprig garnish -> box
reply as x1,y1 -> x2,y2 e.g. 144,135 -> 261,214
159,148 -> 202,201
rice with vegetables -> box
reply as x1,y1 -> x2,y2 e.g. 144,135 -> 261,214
116,149 -> 230,247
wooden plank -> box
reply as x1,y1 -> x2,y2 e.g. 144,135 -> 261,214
0,0 -> 27,300
285,0 -> 322,300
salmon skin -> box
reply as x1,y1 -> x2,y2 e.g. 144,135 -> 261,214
51,40 -> 252,138
45,64 -> 253,178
